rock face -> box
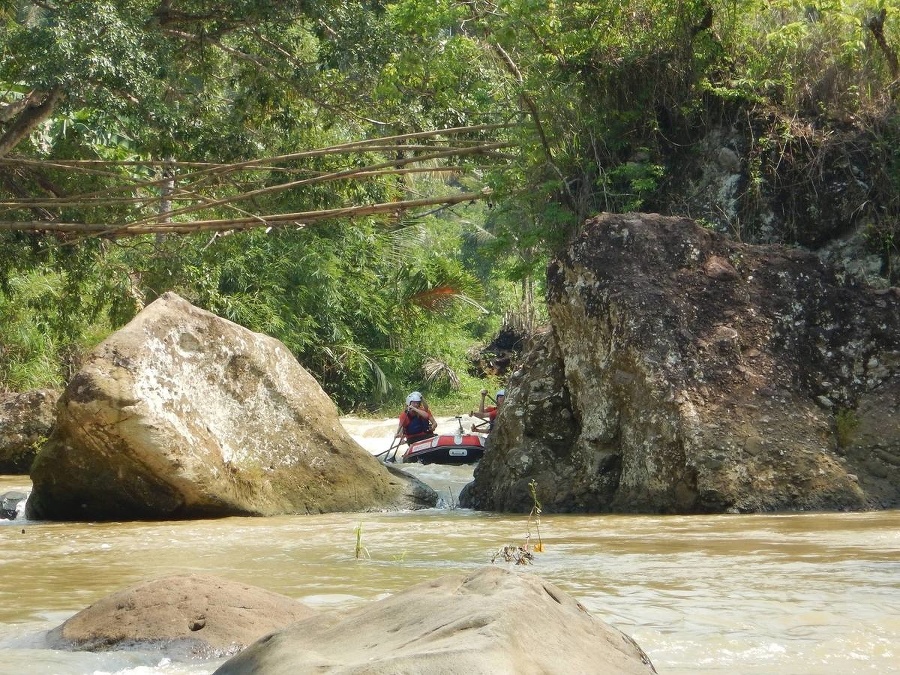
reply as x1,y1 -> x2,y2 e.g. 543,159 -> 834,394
462,213 -> 900,513
48,574 -> 314,657
214,566 -> 656,675
0,389 -> 58,473
27,292 -> 436,520
657,121 -> 898,290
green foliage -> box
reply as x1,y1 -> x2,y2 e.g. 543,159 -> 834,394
0,270 -> 63,390
835,408 -> 860,448
0,241 -> 120,391
599,160 -> 666,213
2,0 -> 898,410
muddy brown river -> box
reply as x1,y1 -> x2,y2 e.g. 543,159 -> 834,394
1,416 -> 897,674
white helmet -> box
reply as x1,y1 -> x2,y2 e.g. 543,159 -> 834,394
496,389 -> 506,398
406,391 -> 423,404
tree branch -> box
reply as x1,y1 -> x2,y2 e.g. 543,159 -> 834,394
0,190 -> 493,236
0,88 -> 64,158
864,9 -> 899,80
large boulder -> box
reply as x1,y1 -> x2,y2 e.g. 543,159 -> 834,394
214,566 -> 656,674
0,389 -> 58,473
48,574 -> 314,657
462,213 -> 900,513
27,292 -> 436,520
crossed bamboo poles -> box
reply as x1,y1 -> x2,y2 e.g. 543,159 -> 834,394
0,123 -> 515,237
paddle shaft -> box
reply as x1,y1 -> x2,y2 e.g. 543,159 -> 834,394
375,431 -> 403,461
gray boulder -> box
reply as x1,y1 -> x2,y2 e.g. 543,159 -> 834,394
214,566 -> 656,674
0,490 -> 28,519
48,574 -> 314,657
0,389 -> 58,473
27,292 -> 436,520
463,213 -> 900,513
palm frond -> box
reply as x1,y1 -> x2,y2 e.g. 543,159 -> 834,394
408,285 -> 458,312
322,343 -> 390,395
408,285 -> 488,315
386,222 -> 428,259
422,357 -> 460,390
464,221 -> 496,245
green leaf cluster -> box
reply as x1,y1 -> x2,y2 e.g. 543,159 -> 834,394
1,0 -> 898,408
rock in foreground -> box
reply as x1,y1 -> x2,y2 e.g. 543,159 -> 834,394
27,292 -> 436,520
48,574 -> 314,657
215,566 -> 656,674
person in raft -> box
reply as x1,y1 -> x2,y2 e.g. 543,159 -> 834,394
471,388 -> 505,431
395,391 -> 438,445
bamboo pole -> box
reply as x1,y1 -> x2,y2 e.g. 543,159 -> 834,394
0,190 -> 492,236
125,142 -> 510,226
0,142 -> 511,211
0,166 -> 473,210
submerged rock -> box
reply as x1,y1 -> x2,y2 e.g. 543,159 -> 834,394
27,292 -> 437,520
463,213 -> 900,513
0,490 -> 28,519
48,574 -> 314,657
214,566 -> 656,674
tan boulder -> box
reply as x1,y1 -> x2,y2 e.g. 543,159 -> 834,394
48,574 -> 314,657
27,292 -> 436,520
214,566 -> 656,674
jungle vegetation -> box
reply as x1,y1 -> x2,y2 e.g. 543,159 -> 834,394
1,0 -> 897,411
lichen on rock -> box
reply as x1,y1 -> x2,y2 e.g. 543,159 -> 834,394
27,292 -> 436,520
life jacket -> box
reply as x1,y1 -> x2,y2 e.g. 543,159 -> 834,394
401,410 -> 431,438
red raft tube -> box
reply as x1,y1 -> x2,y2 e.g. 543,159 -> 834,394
392,416 -> 487,465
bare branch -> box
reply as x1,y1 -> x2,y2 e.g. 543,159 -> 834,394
865,9 -> 899,80
0,95 -> 33,123
0,190 -> 493,236
127,141 -> 510,226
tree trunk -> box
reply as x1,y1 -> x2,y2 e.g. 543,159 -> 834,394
156,157 -> 175,244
